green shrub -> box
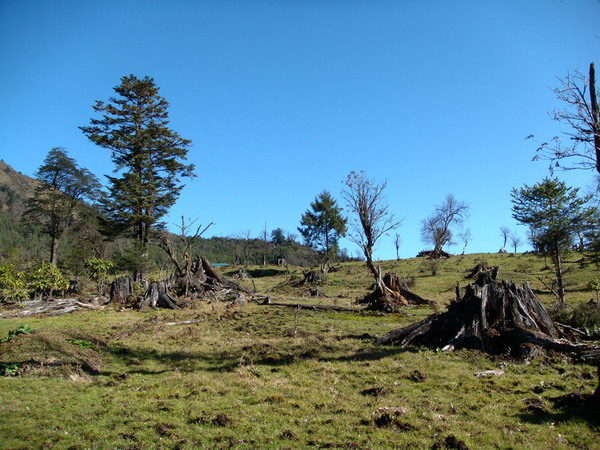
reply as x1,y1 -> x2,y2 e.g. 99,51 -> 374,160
85,258 -> 114,295
1,324 -> 34,342
0,264 -> 28,302
27,262 -> 69,299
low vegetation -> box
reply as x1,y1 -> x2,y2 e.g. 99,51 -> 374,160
1,253 -> 598,448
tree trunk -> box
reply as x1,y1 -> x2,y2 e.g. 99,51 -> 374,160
50,236 -> 59,265
109,276 -> 135,305
589,62 -> 600,175
139,281 -> 183,310
554,250 -> 565,306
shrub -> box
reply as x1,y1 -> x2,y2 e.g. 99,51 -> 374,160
85,258 -> 114,295
0,264 -> 28,302
27,263 -> 69,299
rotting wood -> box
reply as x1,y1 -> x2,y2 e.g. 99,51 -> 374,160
0,299 -> 106,318
375,274 -> 595,358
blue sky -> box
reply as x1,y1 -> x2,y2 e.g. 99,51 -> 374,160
1,0 -> 598,260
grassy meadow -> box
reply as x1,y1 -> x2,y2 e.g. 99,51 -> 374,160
0,253 -> 599,449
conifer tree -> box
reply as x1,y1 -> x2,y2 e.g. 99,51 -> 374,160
80,75 -> 195,279
298,190 -> 347,260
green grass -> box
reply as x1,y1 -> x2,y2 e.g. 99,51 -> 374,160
0,253 -> 599,448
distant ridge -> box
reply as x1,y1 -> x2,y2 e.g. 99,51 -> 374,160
0,160 -> 38,216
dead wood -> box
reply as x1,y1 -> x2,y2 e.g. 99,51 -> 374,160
0,299 -> 106,318
261,301 -> 362,312
375,274 -> 593,358
138,282 -> 186,310
109,276 -> 135,305
363,272 -> 435,312
465,264 -> 498,280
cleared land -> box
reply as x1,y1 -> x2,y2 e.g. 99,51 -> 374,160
0,253 -> 598,448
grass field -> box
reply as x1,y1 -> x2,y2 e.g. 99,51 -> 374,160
0,253 -> 598,448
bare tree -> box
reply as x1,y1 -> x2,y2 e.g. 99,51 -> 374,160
341,171 -> 402,279
393,233 -> 402,261
421,194 -> 469,258
509,231 -> 522,254
458,228 -> 472,255
531,62 -> 600,175
499,226 -> 510,251
157,217 -> 213,296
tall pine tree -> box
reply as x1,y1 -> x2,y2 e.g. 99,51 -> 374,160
80,75 -> 195,279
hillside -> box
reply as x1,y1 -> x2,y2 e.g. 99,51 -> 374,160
0,159 -> 37,216
0,253 -> 598,448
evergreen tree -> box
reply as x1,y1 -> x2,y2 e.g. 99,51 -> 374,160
22,148 -> 100,265
511,177 -> 596,306
80,75 -> 195,279
298,190 -> 347,260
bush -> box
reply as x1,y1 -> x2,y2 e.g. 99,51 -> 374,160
27,263 -> 69,299
552,301 -> 600,331
0,264 -> 28,302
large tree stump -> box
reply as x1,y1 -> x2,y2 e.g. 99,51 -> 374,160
376,275 -> 567,355
363,272 -> 435,312
109,276 -> 135,305
138,282 -> 183,310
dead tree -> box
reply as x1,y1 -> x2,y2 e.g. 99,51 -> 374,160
157,217 -> 214,297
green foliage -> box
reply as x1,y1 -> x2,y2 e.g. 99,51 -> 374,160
511,178 -> 595,254
0,362 -> 20,376
80,75 -> 195,252
27,263 -> 69,299
512,177 -> 597,304
1,324 -> 33,342
0,264 -> 28,302
67,338 -> 95,350
22,147 -> 101,264
85,258 -> 114,295
298,190 -> 347,259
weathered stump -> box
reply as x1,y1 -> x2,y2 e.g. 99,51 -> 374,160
138,282 -> 183,310
375,275 -> 585,357
109,276 -> 135,305
363,273 -> 435,312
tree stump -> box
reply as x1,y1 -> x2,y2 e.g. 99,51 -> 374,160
109,276 -> 135,305
363,272 -> 435,312
138,282 -> 183,310
376,274 -> 566,355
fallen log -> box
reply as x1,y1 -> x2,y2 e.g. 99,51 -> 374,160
0,299 -> 106,318
259,298 -> 362,312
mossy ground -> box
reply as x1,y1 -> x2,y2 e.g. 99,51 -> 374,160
0,253 -> 598,448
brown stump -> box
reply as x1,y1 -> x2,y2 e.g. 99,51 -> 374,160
138,282 -> 184,310
376,275 -> 566,355
363,272 -> 435,313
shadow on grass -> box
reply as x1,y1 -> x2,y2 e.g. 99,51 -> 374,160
518,393 -> 599,427
103,336 -> 415,375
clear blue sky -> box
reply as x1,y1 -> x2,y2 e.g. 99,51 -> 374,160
1,0 -> 598,260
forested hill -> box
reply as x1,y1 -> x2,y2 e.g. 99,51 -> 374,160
0,160 -> 325,267
0,159 -> 37,216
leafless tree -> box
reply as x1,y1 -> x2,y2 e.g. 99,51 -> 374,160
531,62 -> 600,175
157,216 -> 213,297
458,228 -> 472,255
393,233 -> 402,261
509,231 -> 522,254
421,194 -> 469,258
341,171 -> 403,279
499,226 -> 510,251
